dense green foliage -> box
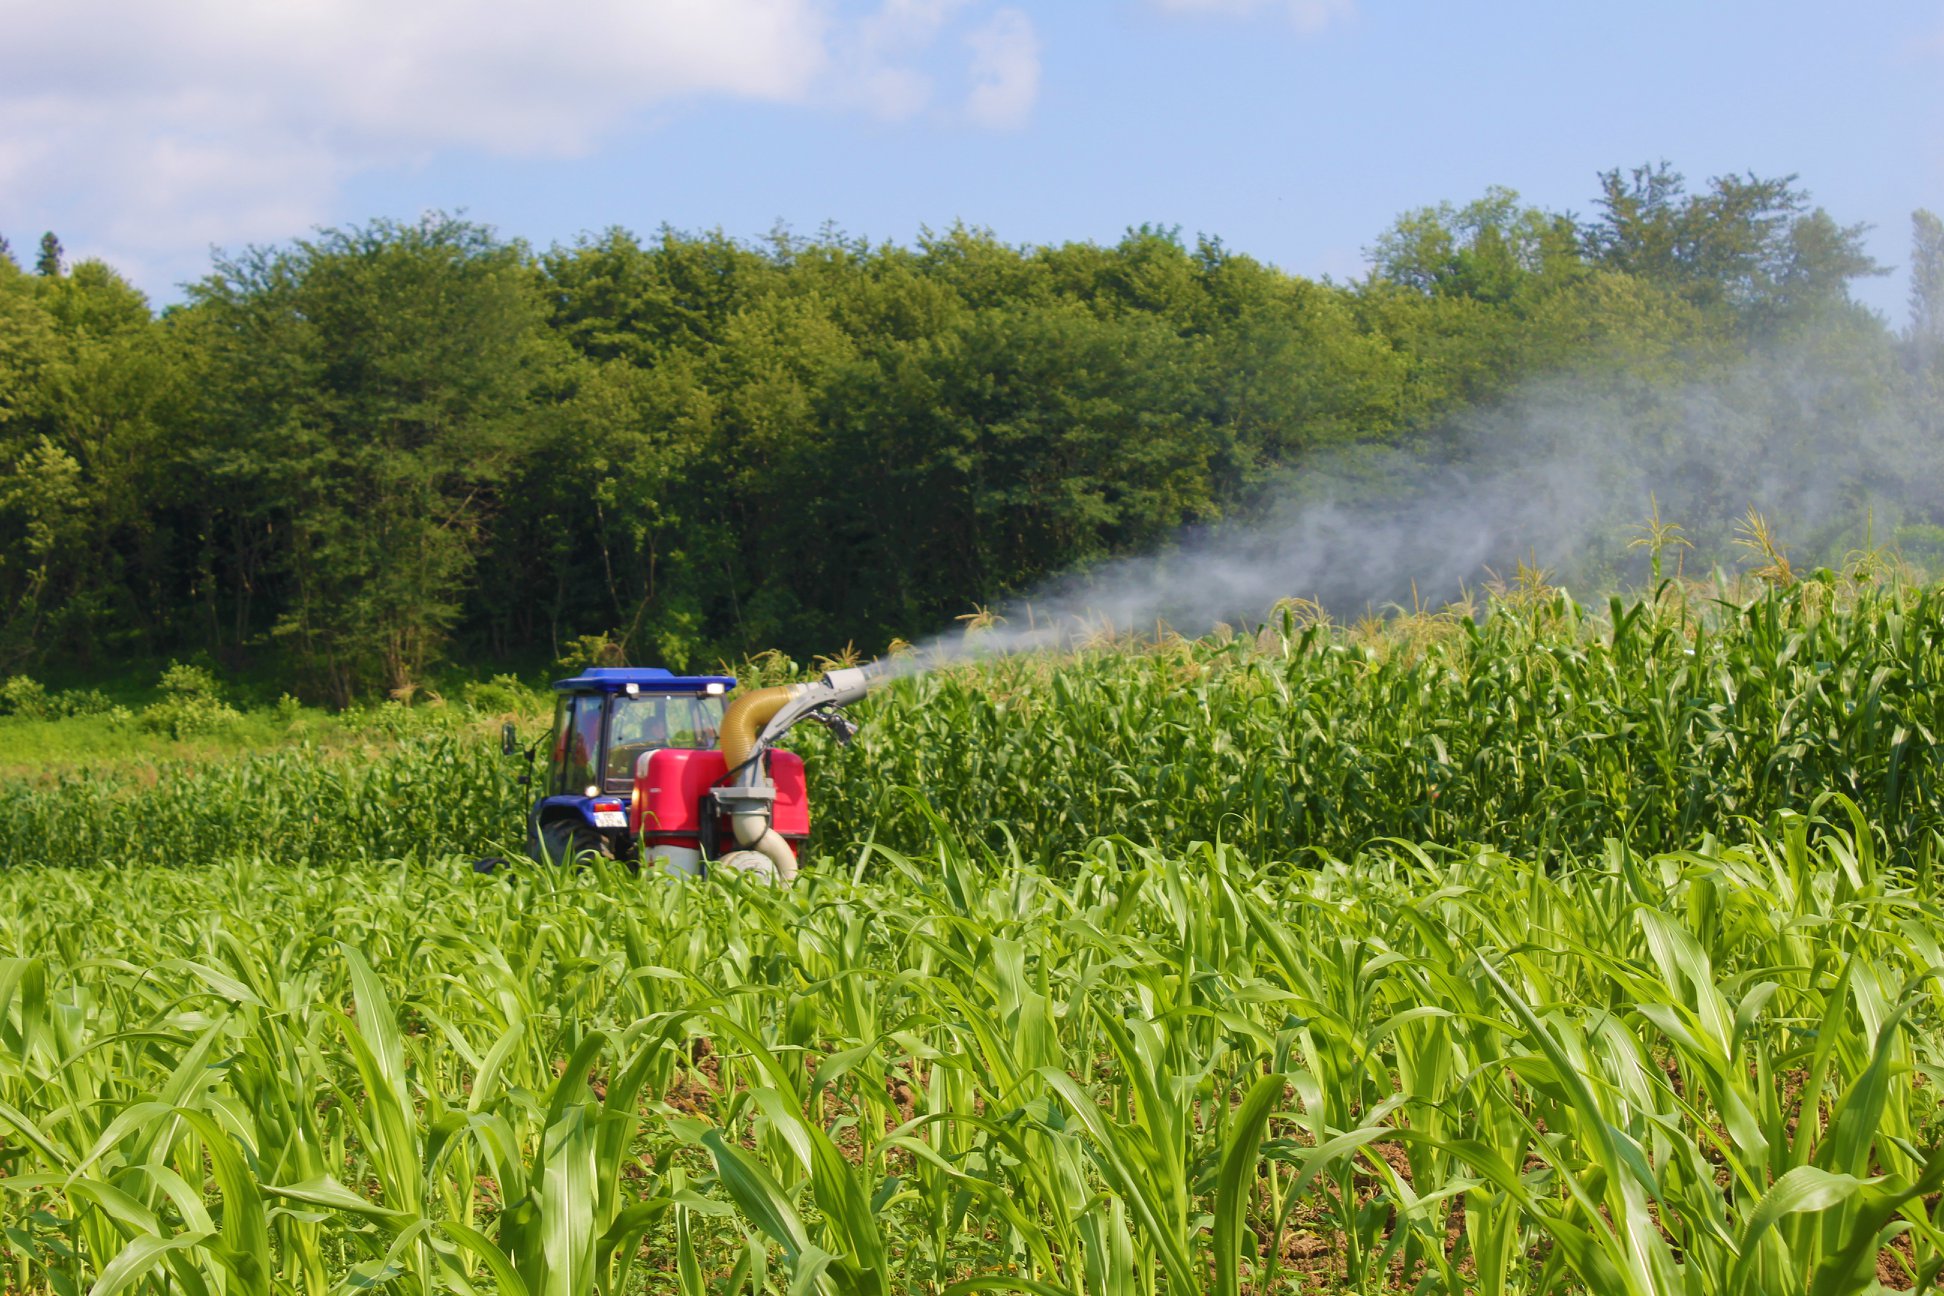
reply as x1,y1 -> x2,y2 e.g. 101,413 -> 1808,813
6,581 -> 1940,873
0,726 -> 522,870
3,169 -> 1937,701
2,819 -> 1939,1293
822,580 -> 1944,869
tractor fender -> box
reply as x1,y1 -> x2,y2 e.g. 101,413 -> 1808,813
529,794 -> 614,831
526,796 -> 623,863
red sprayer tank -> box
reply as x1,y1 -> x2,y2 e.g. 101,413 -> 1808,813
631,748 -> 808,874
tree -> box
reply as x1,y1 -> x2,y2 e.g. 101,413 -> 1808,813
35,233 -> 61,278
0,234 -> 12,265
0,256 -> 183,667
1909,210 -> 1944,364
1368,186 -> 1578,303
0,438 -> 89,666
189,215 -> 550,702
0,255 -> 54,432
1909,209 -> 1944,441
1582,163 -> 1881,334
1192,243 -> 1412,478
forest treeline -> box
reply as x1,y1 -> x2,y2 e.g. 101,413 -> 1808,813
2,163 -> 1941,703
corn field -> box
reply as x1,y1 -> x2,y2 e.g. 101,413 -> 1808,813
819,582 -> 1944,871
6,582 -> 1944,875
2,582 -> 1942,1293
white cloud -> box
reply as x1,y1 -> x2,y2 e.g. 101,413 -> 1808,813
1149,0 -> 1354,34
841,0 -> 971,119
0,1 -> 830,162
0,0 -> 1035,293
963,7 -> 1040,129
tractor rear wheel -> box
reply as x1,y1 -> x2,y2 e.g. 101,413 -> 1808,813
533,818 -> 611,867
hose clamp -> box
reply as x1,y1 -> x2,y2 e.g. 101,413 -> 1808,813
713,785 -> 777,816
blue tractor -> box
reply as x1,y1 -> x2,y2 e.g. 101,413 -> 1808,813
497,662 -> 886,877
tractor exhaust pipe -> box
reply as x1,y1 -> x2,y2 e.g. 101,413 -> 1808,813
716,660 -> 891,880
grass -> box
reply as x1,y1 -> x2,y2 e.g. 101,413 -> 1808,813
0,707 -> 379,780
0,663 -> 537,784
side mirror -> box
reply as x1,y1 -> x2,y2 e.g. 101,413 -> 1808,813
501,721 -> 518,757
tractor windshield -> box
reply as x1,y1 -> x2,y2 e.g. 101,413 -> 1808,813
604,693 -> 726,791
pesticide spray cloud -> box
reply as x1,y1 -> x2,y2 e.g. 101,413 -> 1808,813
911,327 -> 1941,664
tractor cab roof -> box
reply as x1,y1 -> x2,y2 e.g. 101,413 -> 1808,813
550,667 -> 737,695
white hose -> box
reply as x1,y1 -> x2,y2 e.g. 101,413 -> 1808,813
730,811 -> 799,883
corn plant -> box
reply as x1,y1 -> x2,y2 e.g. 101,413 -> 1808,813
1,802 -> 1939,1293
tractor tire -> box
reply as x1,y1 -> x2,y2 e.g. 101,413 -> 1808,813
534,817 -> 610,867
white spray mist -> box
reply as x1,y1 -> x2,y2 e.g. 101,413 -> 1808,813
907,325 -> 1939,665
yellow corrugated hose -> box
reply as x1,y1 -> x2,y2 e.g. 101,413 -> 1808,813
719,684 -> 804,775
716,683 -> 807,881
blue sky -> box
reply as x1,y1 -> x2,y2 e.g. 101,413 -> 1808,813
4,0 -> 1940,318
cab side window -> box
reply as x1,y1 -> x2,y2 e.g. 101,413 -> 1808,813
547,697 -> 571,792
554,695 -> 604,794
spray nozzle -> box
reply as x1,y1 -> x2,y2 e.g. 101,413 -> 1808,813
815,662 -> 890,704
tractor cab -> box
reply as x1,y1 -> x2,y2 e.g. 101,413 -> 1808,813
516,667 -> 735,864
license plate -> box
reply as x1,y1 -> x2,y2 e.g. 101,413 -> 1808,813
591,811 -> 628,829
